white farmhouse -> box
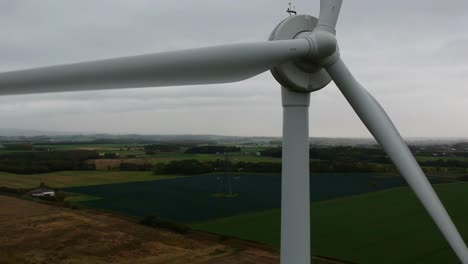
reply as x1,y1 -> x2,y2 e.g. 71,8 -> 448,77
29,188 -> 55,197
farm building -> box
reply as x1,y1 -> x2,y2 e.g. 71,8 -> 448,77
28,188 -> 55,197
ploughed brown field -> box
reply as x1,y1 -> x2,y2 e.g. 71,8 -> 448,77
0,195 -> 279,264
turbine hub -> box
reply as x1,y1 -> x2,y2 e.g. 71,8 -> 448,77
269,15 -> 332,93
303,30 -> 339,66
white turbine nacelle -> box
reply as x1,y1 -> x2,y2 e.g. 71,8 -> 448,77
269,14 -> 334,93
0,1 -> 467,263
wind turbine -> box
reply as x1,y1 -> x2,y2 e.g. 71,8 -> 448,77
0,0 -> 467,263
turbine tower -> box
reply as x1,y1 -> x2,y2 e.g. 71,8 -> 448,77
0,1 -> 467,263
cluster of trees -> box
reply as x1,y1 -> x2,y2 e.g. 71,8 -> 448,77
152,159 -> 277,175
154,160 -> 213,174
119,162 -> 153,171
144,144 -> 181,155
309,147 -> 389,163
259,148 -> 282,158
261,146 -> 390,163
184,146 -> 240,154
144,144 -> 181,152
234,162 -> 281,173
310,160 -> 395,173
0,150 -> 97,174
418,159 -> 468,168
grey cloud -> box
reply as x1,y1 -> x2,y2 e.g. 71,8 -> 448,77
0,0 -> 467,137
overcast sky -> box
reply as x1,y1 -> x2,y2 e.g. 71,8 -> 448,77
0,0 -> 467,137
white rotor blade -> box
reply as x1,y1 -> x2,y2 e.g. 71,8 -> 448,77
0,39 -> 309,95
317,0 -> 343,34
325,57 -> 468,263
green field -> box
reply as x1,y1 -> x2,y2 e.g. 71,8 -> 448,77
0,171 -> 181,188
192,183 -> 468,264
33,143 -> 145,150
34,143 -> 146,155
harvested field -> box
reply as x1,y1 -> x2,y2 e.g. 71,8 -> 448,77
0,171 -> 181,189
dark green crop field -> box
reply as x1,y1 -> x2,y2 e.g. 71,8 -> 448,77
64,173 -> 449,223
192,183 -> 468,264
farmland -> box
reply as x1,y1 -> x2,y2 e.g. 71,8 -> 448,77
0,195 -> 282,264
33,143 -> 144,150
1,143 -> 147,155
63,173 -> 449,222
192,183 -> 468,264
1,142 -> 467,177
136,152 -> 280,164
163,153 -> 277,162
0,170 -> 181,188
91,153 -> 280,172
1,138 -> 468,263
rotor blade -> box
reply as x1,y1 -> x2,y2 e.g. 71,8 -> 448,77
325,57 -> 468,263
317,0 -> 343,34
0,39 -> 309,96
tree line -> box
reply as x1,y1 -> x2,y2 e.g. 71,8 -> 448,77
144,144 -> 182,155
261,146 -> 391,164
0,150 -> 97,174
184,146 -> 240,154
116,159 -> 396,175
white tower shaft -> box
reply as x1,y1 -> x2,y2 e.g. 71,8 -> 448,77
281,87 -> 311,264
